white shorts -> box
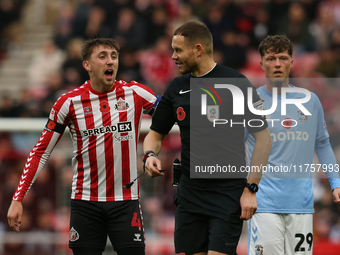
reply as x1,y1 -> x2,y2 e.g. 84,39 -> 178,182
248,213 -> 313,255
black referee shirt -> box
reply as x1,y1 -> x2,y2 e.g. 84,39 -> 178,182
151,64 -> 267,189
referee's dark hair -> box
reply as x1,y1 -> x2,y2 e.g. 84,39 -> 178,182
174,21 -> 213,56
81,38 -> 120,61
258,35 -> 293,58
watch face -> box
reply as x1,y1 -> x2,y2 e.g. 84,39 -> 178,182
247,183 -> 259,192
250,184 -> 256,191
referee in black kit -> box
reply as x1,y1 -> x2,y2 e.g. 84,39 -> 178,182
143,21 -> 272,255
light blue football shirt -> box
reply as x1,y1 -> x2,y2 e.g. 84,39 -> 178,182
245,85 -> 340,213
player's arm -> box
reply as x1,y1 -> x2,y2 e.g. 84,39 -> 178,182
131,81 -> 160,115
314,94 -> 340,203
316,138 -> 340,203
7,118 -> 66,232
143,130 -> 166,178
146,96 -> 161,116
240,127 -> 272,220
142,78 -> 177,177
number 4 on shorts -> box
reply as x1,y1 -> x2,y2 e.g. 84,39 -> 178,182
131,212 -> 141,231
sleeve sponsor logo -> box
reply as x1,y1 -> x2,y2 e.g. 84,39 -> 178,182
323,121 -> 329,137
49,109 -> 55,119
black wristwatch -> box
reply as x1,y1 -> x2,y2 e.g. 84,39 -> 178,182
142,150 -> 157,163
245,182 -> 259,193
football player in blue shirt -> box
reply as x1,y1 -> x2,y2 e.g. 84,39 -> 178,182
245,35 -> 340,255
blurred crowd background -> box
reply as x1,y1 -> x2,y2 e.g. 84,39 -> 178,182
0,0 -> 340,254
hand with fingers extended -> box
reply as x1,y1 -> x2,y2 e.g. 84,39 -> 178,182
7,200 -> 23,232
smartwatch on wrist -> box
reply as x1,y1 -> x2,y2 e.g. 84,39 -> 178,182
245,182 -> 259,193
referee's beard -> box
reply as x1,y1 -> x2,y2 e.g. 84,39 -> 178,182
178,61 -> 199,75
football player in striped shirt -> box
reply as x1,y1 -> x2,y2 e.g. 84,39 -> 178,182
7,38 -> 159,255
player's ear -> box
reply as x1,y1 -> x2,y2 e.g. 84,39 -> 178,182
195,44 -> 204,57
260,61 -> 264,70
83,60 -> 91,72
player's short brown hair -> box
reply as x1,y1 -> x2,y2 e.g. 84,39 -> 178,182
81,38 -> 120,61
258,35 -> 293,57
174,21 -> 213,56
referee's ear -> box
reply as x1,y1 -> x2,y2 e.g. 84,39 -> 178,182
195,43 -> 204,57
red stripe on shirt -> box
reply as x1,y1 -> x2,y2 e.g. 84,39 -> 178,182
133,90 -> 143,197
116,88 -> 131,200
82,92 -> 98,201
69,101 -> 85,200
99,94 -> 115,200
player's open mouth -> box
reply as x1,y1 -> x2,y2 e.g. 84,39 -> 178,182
105,69 -> 114,79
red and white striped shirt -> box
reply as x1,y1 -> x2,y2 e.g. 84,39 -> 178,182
13,80 -> 156,202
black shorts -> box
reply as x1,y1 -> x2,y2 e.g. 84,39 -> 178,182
69,199 -> 145,251
174,181 -> 244,254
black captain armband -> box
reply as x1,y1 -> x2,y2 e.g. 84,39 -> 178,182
45,119 -> 66,134
148,96 -> 161,116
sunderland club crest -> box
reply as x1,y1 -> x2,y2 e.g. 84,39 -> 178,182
69,227 -> 80,242
115,98 -> 130,111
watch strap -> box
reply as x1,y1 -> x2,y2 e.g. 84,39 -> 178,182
142,150 -> 157,163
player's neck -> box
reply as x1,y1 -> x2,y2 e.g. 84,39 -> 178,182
192,57 -> 216,77
265,79 -> 290,95
90,79 -> 115,93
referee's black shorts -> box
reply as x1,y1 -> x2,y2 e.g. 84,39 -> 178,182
69,199 -> 145,251
174,180 -> 244,255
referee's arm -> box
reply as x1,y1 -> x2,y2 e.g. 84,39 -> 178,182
143,130 -> 167,178
240,127 -> 272,220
